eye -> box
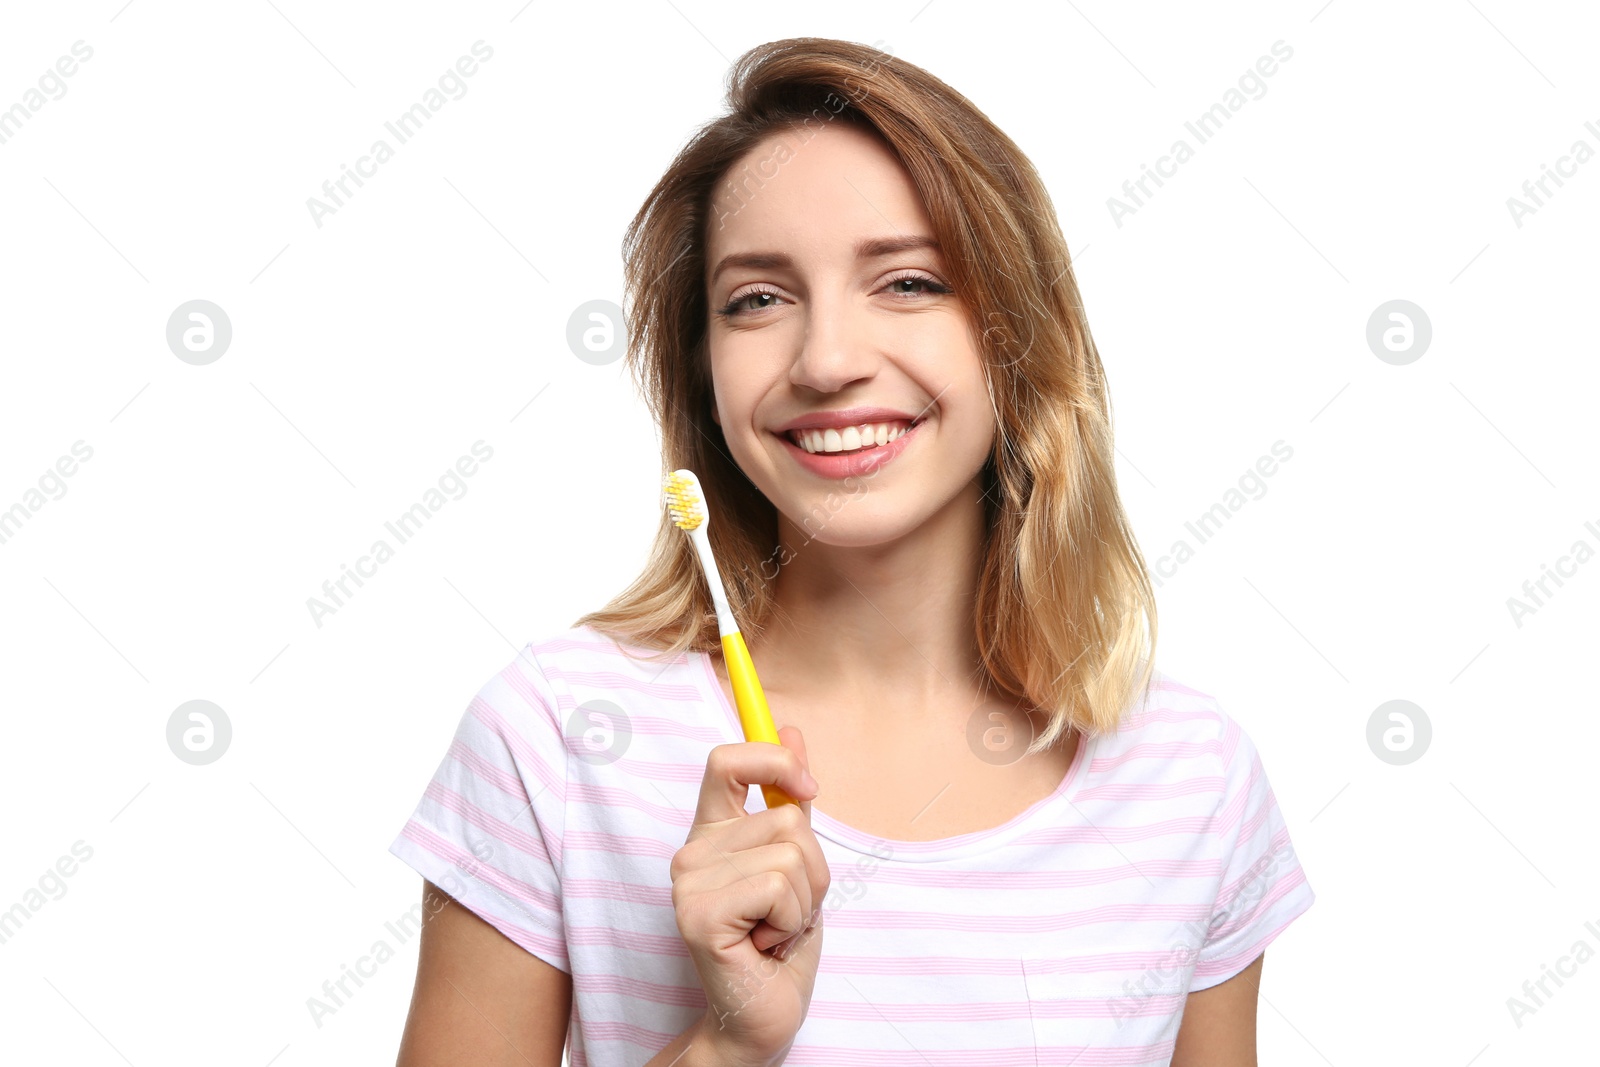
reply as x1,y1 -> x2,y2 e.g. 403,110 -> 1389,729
715,271 -> 954,320
717,288 -> 786,318
880,271 -> 953,300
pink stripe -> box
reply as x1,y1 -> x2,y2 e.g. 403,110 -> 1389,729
422,778 -> 559,868
1215,824 -> 1295,905
816,952 -> 1198,977
817,902 -> 1212,932
397,821 -> 568,964
446,736 -> 526,803
782,1041 -> 1176,1065
601,756 -> 724,783
566,924 -> 688,957
550,859 -> 1219,904
400,819 -> 562,916
564,830 -> 679,861
1088,738 -> 1222,770
564,878 -> 671,906
1017,816 -> 1217,845
566,781 -> 693,827
802,989 -> 1188,1022
1115,704 -> 1223,731
1210,750 -> 1264,837
786,858 -> 1224,890
1075,776 -> 1225,802
572,971 -> 707,1008
468,693 -> 568,807
1193,877 -> 1312,979
1207,841 -> 1307,944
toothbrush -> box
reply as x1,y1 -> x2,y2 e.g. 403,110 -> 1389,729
663,469 -> 797,809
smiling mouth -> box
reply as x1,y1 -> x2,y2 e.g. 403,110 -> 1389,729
784,418 -> 923,456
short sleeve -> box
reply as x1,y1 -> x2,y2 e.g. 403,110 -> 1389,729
388,644 -> 571,973
1189,708 -> 1315,991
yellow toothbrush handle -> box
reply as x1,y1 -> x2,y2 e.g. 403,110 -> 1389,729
721,631 -> 797,808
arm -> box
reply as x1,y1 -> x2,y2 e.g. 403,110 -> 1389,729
394,879 -> 572,1066
1169,951 -> 1264,1067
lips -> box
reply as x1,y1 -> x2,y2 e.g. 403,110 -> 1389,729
773,406 -> 923,434
786,419 -> 919,455
775,417 -> 924,479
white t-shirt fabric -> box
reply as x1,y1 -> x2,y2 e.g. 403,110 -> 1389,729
389,625 -> 1316,1065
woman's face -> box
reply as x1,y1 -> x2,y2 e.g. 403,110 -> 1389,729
704,121 -> 994,549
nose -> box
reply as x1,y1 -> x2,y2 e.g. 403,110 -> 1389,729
787,289 -> 879,394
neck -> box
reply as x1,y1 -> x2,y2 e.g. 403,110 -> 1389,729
751,475 -> 994,719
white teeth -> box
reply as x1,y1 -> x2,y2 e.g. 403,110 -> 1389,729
789,420 -> 915,454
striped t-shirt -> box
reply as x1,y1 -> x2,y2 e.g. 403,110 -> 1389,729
389,625 -> 1315,1065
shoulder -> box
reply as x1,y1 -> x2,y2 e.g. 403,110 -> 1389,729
503,624 -> 731,767
1100,666 -> 1237,760
1074,668 -> 1254,810
461,625 -> 664,741
513,624 -> 691,685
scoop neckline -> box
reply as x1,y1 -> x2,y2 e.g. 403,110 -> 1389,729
693,648 -> 1095,862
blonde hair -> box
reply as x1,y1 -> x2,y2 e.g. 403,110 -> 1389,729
575,37 -> 1158,747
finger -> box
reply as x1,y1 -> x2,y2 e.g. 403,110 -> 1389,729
685,801 -> 829,932
692,740 -> 816,826
715,868 -> 807,955
674,837 -> 814,956
686,797 -> 819,857
776,725 -> 817,820
774,725 -> 829,932
682,840 -> 813,934
771,912 -> 822,962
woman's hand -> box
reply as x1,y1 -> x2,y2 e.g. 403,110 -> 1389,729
668,726 -> 830,1066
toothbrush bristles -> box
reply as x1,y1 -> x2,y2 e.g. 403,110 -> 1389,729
663,470 -> 707,531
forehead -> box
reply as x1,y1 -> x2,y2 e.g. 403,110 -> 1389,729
704,122 -> 936,268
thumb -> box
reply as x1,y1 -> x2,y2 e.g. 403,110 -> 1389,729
776,724 -> 816,816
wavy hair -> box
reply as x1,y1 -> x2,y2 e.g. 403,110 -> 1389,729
574,37 -> 1158,746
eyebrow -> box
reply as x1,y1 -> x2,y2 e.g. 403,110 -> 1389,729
708,234 -> 942,288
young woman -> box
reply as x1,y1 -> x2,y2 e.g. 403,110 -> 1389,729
390,37 -> 1314,1067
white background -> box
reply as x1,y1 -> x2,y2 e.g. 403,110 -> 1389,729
1,1 -> 1596,1064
